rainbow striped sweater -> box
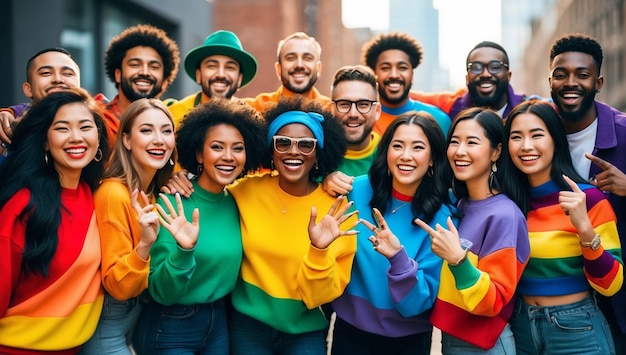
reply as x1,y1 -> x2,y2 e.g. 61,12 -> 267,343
0,183 -> 104,354
518,180 -> 623,297
429,193 -> 530,350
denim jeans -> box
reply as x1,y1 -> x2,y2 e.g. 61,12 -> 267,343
330,315 -> 432,355
79,292 -> 143,355
229,310 -> 326,355
510,295 -> 616,355
132,298 -> 228,355
441,323 -> 515,354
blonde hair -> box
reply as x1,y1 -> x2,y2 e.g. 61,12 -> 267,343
276,32 -> 322,61
103,98 -> 177,194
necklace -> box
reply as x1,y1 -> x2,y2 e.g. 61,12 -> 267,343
277,181 -> 313,214
391,202 -> 410,214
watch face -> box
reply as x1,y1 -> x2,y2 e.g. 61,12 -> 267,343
591,235 -> 601,250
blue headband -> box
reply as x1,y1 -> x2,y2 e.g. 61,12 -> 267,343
267,111 -> 325,148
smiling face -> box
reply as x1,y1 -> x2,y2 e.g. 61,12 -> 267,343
46,102 -> 99,188
386,123 -> 431,196
508,112 -> 554,187
272,123 -> 317,193
466,47 -> 510,110
276,38 -> 321,94
549,51 -> 602,127
196,124 -> 246,193
116,46 -> 166,101
122,108 -> 175,183
447,118 -> 501,198
24,51 -> 80,103
374,49 -> 413,107
197,54 -> 243,99
331,80 -> 380,151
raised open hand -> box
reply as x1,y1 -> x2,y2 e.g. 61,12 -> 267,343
156,193 -> 200,250
308,195 -> 359,249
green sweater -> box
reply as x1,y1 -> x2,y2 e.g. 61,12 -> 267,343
148,181 -> 243,305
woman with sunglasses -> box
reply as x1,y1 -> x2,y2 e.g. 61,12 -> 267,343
0,88 -> 108,354
227,97 -> 358,355
501,101 -> 622,354
330,112 -> 456,354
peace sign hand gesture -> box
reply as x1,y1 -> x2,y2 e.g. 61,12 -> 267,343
359,208 -> 402,258
156,193 -> 200,250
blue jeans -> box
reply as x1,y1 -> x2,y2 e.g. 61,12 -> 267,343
442,323 -> 515,354
510,295 -> 615,355
229,310 -> 326,355
330,315 -> 431,355
79,292 -> 143,354
132,298 -> 228,355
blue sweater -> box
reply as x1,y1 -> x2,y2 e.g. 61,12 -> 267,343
332,175 -> 455,337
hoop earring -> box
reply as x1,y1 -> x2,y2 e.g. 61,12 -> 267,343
93,148 -> 103,162
427,166 -> 434,177
197,164 -> 203,175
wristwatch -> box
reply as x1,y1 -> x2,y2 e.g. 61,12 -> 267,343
580,234 -> 601,250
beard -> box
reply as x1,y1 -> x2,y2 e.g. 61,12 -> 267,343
468,79 -> 508,108
120,75 -> 162,101
379,79 -> 411,105
203,77 -> 238,99
283,70 -> 318,94
551,88 -> 596,123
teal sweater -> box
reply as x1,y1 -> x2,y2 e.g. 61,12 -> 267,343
148,181 -> 243,305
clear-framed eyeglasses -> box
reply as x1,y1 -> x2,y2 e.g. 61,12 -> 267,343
467,61 -> 509,75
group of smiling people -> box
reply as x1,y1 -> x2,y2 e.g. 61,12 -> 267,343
0,38 -> 623,355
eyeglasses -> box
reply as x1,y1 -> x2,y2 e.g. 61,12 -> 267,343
333,100 -> 378,114
273,135 -> 318,155
467,61 -> 509,75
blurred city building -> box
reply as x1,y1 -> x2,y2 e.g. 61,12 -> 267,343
516,0 -> 626,110
1,0 -> 213,106
388,0 -> 450,92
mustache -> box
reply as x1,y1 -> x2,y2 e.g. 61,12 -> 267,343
288,68 -> 310,75
383,78 -> 404,86
209,78 -> 233,86
132,75 -> 156,85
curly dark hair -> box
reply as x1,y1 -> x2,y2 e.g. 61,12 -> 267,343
262,97 -> 346,182
104,24 -> 180,89
549,33 -> 603,73
369,111 -> 452,223
0,88 -> 108,276
362,32 -> 423,70
177,99 -> 266,176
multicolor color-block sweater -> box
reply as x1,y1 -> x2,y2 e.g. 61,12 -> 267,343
518,180 -> 623,297
332,176 -> 454,337
0,182 -> 104,354
336,132 -> 380,178
228,173 -> 356,334
429,193 -> 530,350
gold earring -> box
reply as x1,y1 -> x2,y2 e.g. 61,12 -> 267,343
94,148 -> 103,162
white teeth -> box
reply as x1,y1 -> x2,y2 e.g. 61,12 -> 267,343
147,150 -> 164,155
346,122 -> 362,128
563,93 -> 580,98
480,83 -> 494,88
284,159 -> 303,165
397,165 -> 415,171
455,161 -> 471,166
216,165 -> 235,172
66,148 -> 86,154
520,155 -> 539,161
